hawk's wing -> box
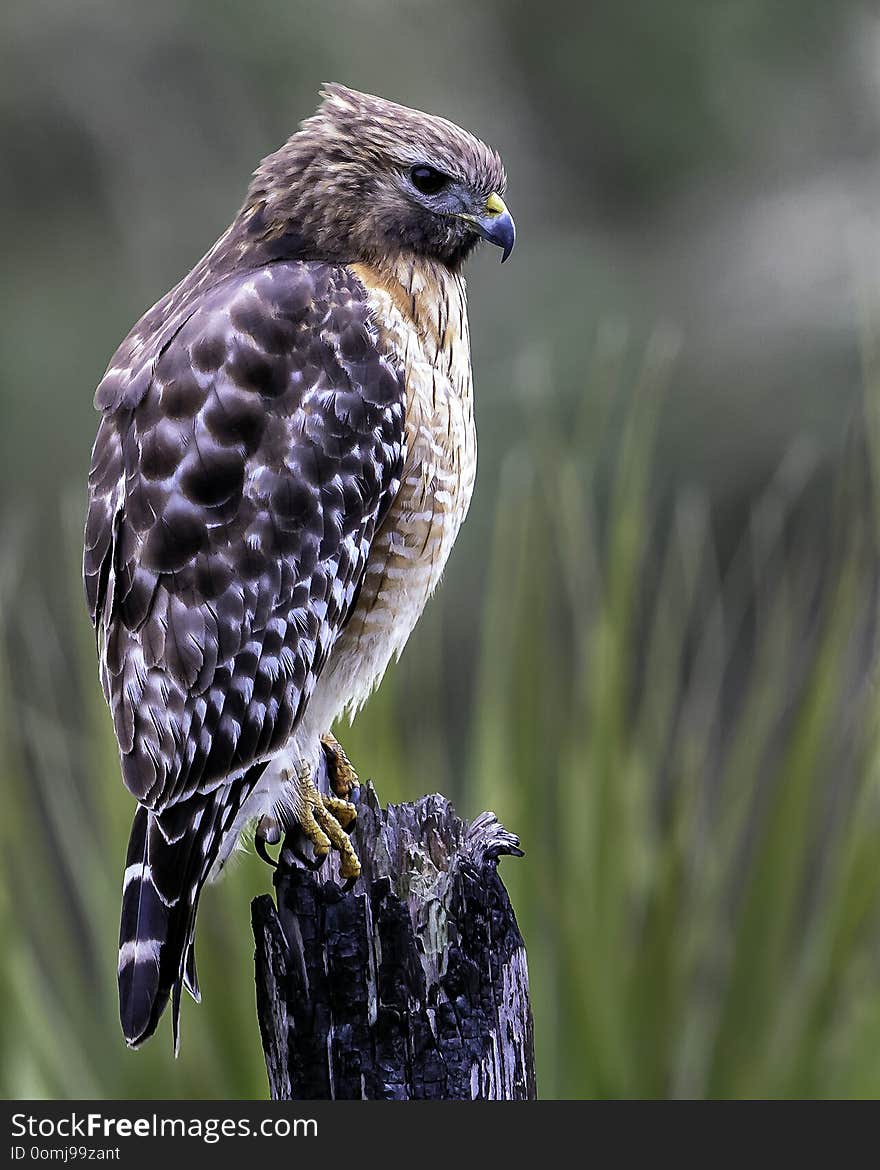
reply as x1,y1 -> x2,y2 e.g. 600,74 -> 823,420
85,260 -> 405,809
84,261 -> 405,1048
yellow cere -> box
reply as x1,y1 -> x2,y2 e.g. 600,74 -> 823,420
484,192 -> 507,216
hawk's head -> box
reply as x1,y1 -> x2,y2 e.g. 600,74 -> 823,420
243,84 -> 514,271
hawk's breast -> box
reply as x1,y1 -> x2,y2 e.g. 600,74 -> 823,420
307,256 -> 476,728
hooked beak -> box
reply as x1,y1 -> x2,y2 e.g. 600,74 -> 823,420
460,192 -> 516,262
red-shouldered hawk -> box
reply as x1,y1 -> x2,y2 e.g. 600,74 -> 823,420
83,84 -> 515,1051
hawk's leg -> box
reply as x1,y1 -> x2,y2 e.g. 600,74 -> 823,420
320,732 -> 360,799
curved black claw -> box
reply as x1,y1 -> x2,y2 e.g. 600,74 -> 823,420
254,834 -> 278,869
291,839 -> 326,871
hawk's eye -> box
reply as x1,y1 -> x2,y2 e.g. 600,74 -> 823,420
410,165 -> 449,196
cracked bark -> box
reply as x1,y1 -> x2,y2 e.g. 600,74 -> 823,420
251,784 -> 536,1100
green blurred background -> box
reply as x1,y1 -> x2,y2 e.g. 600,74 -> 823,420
5,0 -> 880,1099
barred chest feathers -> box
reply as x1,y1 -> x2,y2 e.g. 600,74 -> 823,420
304,256 -> 476,734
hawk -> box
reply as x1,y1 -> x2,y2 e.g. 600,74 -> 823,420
83,84 -> 515,1050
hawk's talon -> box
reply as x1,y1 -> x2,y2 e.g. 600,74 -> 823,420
321,792 -> 358,830
291,840 -> 328,871
254,835 -> 278,868
321,733 -> 360,799
255,815 -> 280,868
287,761 -> 362,880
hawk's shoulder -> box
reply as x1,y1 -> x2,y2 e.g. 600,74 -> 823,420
84,258 -> 406,808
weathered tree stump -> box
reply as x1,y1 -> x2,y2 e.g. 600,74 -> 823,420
251,784 -> 535,1099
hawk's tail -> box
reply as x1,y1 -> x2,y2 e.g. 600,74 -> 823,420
117,785 -> 248,1052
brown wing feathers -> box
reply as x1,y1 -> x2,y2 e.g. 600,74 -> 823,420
85,260 -> 405,1045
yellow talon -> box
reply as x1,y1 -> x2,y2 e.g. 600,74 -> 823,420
321,792 -> 358,829
320,732 -> 360,798
300,804 -> 332,858
288,760 -> 361,879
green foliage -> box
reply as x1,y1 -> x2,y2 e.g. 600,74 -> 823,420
4,331 -> 880,1099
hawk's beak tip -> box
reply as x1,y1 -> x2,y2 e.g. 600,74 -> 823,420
468,196 -> 515,263
495,212 -> 515,262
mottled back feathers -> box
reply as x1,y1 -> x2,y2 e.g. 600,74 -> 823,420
86,261 -> 405,810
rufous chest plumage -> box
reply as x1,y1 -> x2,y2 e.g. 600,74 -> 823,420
306,256 -> 476,728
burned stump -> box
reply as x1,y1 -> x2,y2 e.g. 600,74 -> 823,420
251,785 -> 535,1099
